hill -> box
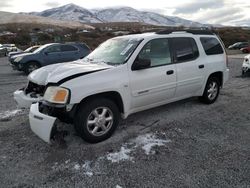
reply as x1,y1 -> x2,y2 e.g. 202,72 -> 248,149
0,11 -> 94,29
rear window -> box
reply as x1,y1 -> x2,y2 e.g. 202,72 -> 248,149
172,37 -> 199,63
200,37 -> 224,55
61,45 -> 78,52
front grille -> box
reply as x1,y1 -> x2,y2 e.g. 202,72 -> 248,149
25,81 -> 45,96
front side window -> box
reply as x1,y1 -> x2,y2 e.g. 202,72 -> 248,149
172,37 -> 199,63
137,38 -> 171,67
46,45 -> 61,53
200,37 -> 224,55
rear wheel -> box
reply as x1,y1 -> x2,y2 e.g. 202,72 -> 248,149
199,77 -> 220,104
74,98 -> 120,143
24,62 -> 40,75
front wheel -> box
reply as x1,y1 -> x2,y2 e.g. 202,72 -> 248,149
199,77 -> 220,104
24,62 -> 40,75
74,98 -> 120,143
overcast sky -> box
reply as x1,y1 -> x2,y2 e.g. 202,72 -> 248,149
0,0 -> 250,26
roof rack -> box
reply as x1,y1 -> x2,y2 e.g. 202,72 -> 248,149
156,29 -> 215,35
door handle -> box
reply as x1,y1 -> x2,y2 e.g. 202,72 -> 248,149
166,70 -> 174,75
199,65 -> 204,69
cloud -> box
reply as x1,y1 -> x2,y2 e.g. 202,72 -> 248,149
0,0 -> 13,9
174,0 -> 224,14
171,1 -> 250,26
44,1 -> 60,8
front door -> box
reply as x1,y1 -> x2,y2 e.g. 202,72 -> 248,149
43,44 -> 63,65
129,38 -> 177,109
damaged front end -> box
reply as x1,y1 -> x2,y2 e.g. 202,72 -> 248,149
29,101 -> 76,143
14,81 -> 45,108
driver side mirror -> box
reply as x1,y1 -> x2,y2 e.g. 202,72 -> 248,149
132,57 -> 151,71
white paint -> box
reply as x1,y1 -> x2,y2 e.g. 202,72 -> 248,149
106,146 -> 133,163
0,109 -> 23,120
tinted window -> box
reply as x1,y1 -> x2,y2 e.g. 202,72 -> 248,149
61,45 -> 78,52
46,45 -> 61,53
137,38 -> 171,67
172,37 -> 199,63
200,37 -> 224,55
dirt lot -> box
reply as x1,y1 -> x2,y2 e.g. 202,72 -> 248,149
0,56 -> 249,188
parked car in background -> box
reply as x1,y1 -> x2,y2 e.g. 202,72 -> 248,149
10,42 -> 91,74
228,42 -> 249,50
15,30 -> 229,143
240,46 -> 250,53
242,54 -> 250,76
8,45 -> 40,60
0,44 -> 7,56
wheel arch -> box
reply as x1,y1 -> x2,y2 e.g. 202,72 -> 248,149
25,60 -> 42,67
76,91 -> 125,114
207,71 -> 223,87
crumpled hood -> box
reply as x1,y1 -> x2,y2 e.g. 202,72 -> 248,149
28,60 -> 113,85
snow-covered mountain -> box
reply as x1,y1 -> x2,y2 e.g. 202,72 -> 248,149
0,11 -> 94,29
31,4 -> 102,23
29,4 -> 203,27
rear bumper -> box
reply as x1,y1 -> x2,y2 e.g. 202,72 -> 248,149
29,103 -> 56,143
14,89 -> 42,108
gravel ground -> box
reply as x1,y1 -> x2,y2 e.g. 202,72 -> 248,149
0,57 -> 250,188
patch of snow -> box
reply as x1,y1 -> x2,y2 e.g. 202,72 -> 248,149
106,146 -> 133,163
106,133 -> 171,163
74,164 -> 81,170
134,134 -> 171,155
82,161 -> 94,177
65,159 -> 70,164
0,109 -> 23,120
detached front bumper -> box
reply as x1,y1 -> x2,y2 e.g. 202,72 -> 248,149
14,89 -> 42,108
29,103 -> 57,143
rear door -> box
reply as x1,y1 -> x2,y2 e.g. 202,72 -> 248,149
129,38 -> 177,109
171,37 -> 205,98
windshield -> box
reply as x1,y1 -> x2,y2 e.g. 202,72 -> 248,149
24,47 -> 33,52
84,37 -> 142,65
33,44 -> 54,53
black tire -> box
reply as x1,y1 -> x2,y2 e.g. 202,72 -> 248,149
199,77 -> 220,104
74,98 -> 120,143
24,62 -> 40,75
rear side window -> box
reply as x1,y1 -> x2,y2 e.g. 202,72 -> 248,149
200,37 -> 224,55
172,37 -> 199,63
61,45 -> 78,52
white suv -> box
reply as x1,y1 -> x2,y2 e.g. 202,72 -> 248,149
16,30 -> 229,143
